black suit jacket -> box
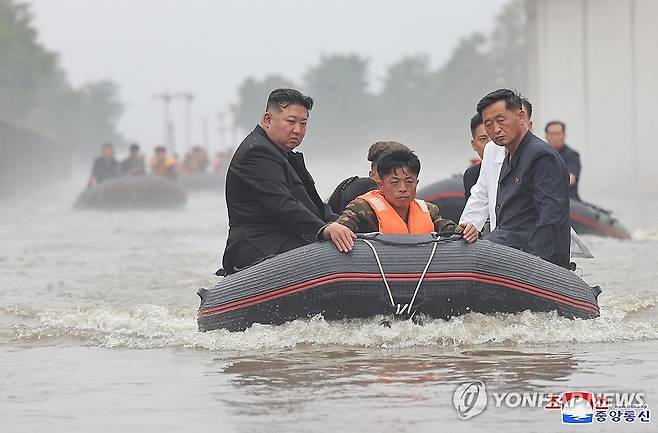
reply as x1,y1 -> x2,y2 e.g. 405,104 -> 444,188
222,125 -> 337,273
558,144 -> 582,200
487,131 -> 571,268
463,163 -> 481,200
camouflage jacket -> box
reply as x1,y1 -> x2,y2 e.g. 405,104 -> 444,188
326,197 -> 461,235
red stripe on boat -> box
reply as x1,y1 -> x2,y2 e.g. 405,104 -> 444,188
199,271 -> 599,317
569,212 -> 628,239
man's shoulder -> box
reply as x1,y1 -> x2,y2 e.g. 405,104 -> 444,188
338,198 -> 376,224
525,133 -> 560,158
345,197 -> 374,213
233,128 -> 282,163
483,141 -> 506,160
563,144 -> 581,158
425,200 -> 440,213
524,136 -> 568,174
240,126 -> 269,148
464,164 -> 481,177
351,177 -> 377,187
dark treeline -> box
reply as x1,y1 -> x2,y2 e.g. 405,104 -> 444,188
231,0 -> 528,156
0,0 -> 123,157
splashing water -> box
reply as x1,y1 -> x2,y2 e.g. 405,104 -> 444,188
4,288 -> 656,351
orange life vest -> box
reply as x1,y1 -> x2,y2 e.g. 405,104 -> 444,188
358,190 -> 434,234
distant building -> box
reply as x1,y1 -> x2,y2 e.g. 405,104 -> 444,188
526,0 -> 658,193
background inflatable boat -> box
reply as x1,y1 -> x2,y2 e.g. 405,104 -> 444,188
418,175 -> 631,239
198,235 -> 601,332
75,175 -> 187,209
178,172 -> 225,192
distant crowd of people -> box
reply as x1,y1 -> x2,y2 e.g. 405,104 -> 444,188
88,143 -> 234,188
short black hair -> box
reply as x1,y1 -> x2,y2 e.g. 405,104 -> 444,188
155,146 -> 166,153
521,97 -> 533,119
266,88 -> 313,112
376,149 -> 421,179
545,120 -> 566,133
129,143 -> 140,151
367,141 -> 410,163
469,113 -> 483,137
476,88 -> 523,116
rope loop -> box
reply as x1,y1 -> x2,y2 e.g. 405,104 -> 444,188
360,236 -> 440,318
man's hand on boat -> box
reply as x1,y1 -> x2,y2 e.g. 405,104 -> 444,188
321,222 -> 478,253
322,223 -> 357,252
460,223 -> 479,243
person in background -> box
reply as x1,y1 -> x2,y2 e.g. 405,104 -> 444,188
321,148 -> 478,252
545,120 -> 581,200
476,88 -> 570,268
197,147 -> 209,172
180,146 -> 210,176
119,143 -> 145,176
222,88 -> 342,274
462,113 -> 490,200
327,140 -> 410,213
213,148 -> 234,174
150,146 -> 178,178
88,143 -> 118,188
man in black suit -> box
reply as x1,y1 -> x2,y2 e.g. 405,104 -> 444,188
463,113 -> 490,200
221,88 -> 351,274
545,120 -> 582,201
477,89 -> 571,268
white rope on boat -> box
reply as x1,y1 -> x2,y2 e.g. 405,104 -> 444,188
360,238 -> 439,317
408,241 -> 438,314
361,238 -> 395,306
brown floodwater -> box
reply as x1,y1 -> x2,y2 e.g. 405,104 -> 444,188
1,175 -> 656,433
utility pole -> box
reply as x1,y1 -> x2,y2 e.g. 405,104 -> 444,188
201,116 -> 209,151
153,92 -> 174,153
174,92 -> 195,155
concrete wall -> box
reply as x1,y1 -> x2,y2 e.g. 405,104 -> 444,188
526,0 -> 658,195
0,119 -> 72,196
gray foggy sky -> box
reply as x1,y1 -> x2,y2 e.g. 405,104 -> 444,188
27,0 -> 507,152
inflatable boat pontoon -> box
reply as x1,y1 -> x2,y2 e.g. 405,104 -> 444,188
75,175 -> 187,209
198,235 -> 601,332
179,172 -> 225,192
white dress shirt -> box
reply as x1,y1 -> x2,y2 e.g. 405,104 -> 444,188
459,141 -> 593,258
460,141 -> 505,231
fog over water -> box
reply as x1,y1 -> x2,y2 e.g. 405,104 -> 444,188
26,0 -> 508,149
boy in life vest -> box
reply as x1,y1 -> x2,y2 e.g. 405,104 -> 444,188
321,148 -> 479,252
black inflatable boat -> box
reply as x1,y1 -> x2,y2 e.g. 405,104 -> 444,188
418,175 -> 631,239
75,175 -> 187,209
198,235 -> 601,332
179,172 -> 225,192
